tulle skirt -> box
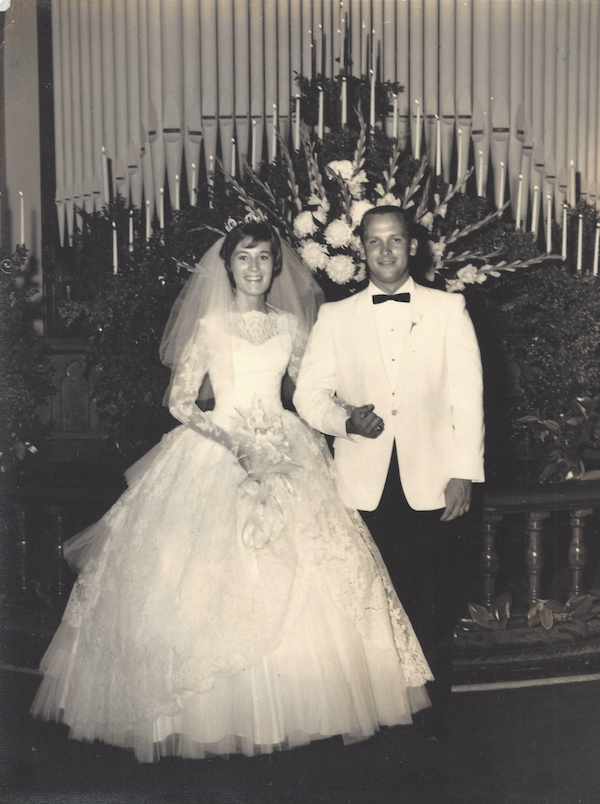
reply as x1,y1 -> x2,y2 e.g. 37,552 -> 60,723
31,415 -> 432,762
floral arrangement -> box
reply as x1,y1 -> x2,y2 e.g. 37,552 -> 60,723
236,398 -> 299,551
221,109 -> 553,295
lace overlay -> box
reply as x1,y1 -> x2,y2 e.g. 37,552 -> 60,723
230,309 -> 281,346
32,309 -> 432,762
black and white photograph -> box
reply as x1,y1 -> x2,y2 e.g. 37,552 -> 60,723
2,0 -> 600,801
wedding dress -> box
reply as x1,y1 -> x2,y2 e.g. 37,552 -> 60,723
31,307 -> 432,762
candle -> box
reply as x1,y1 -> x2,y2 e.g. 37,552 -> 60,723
499,162 -> 506,211
570,159 -> 576,207
392,93 -> 398,141
159,187 -> 165,229
593,223 -> 600,277
208,155 -> 214,208
19,191 -> 24,245
175,174 -> 180,211
295,94 -> 301,150
231,138 -> 236,177
318,86 -> 324,140
361,21 -> 367,76
516,174 -> 523,230
435,116 -> 441,176
415,100 -> 421,160
128,209 -> 134,252
531,185 -> 540,236
369,70 -> 375,130
102,146 -> 109,205
272,104 -> 277,163
562,203 -> 568,261
146,199 -> 151,240
251,120 -> 257,170
546,194 -> 552,254
577,213 -> 583,272
112,221 -> 118,274
341,79 -> 347,128
191,163 -> 197,207
457,128 -> 463,187
476,151 -> 483,197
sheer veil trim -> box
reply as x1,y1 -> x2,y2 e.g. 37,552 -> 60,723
159,235 -> 323,403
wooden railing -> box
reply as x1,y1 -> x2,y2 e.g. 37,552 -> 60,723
480,480 -> 600,608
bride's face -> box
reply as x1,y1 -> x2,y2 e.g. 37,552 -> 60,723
230,238 -> 274,300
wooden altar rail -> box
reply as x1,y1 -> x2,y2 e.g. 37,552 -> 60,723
480,480 -> 600,609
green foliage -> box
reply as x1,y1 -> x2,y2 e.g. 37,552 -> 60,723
0,247 -> 53,472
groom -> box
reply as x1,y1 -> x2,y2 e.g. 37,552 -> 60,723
294,206 -> 485,733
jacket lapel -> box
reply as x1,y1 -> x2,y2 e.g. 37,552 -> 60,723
393,282 -> 428,401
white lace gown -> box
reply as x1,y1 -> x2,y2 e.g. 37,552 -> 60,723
31,309 -> 432,763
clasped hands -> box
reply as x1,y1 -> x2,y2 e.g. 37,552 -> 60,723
345,404 -> 471,522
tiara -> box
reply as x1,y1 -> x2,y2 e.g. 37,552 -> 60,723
224,210 -> 268,232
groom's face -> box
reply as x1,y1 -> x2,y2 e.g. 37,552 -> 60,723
360,212 -> 417,293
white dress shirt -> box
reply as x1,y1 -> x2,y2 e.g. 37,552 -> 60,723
369,277 -> 415,389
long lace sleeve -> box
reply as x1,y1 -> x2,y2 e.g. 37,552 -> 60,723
167,319 -> 239,456
287,315 -> 308,385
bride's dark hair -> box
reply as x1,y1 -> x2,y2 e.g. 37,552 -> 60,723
219,222 -> 283,286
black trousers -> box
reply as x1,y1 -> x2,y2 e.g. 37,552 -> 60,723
359,444 -> 458,708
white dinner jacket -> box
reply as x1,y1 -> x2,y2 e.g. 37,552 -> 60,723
294,282 -> 485,512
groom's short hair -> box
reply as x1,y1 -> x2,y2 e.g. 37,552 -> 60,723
358,206 -> 410,244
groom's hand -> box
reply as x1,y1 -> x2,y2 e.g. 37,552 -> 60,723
441,478 -> 472,521
346,404 -> 385,438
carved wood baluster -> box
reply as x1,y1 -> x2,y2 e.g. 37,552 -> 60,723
49,506 -> 65,599
569,508 -> 593,597
525,511 -> 549,606
480,512 -> 502,608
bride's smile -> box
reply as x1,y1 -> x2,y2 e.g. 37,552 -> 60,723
230,238 -> 274,308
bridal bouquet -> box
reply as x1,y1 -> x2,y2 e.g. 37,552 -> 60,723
236,398 -> 299,551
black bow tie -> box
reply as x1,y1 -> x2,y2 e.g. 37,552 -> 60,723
372,292 -> 411,304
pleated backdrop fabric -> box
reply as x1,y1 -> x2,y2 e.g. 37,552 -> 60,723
51,0 -> 600,245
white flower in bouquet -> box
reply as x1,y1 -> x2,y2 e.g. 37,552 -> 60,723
376,193 -> 402,207
457,263 -> 487,285
433,193 -> 448,218
298,239 -> 329,272
445,278 -> 466,293
350,234 -> 363,253
326,254 -> 356,284
355,263 -> 368,283
324,218 -> 354,249
348,170 -> 368,199
307,194 -> 330,224
327,160 -> 355,181
293,210 -> 317,238
350,199 -> 374,228
420,211 -> 434,231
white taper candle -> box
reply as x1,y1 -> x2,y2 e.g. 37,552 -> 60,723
577,214 -> 583,272
478,152 -> 484,197
546,194 -> 552,253
102,146 -> 109,205
146,199 -> 151,241
295,95 -> 301,149
457,128 -> 463,188
593,223 -> 600,276
191,163 -> 197,207
516,174 -> 523,229
435,116 -> 441,176
112,221 -> 118,274
19,191 -> 24,245
499,162 -> 506,210
415,100 -> 421,160
272,104 -> 277,163
318,86 -> 324,140
175,174 -> 180,212
129,209 -> 134,252
231,139 -> 237,177
370,70 -> 375,130
392,93 -> 398,141
532,185 -> 540,236
562,204 -> 568,261
341,79 -> 347,128
159,187 -> 165,229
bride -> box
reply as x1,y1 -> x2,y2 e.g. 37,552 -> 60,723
31,219 -> 432,763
